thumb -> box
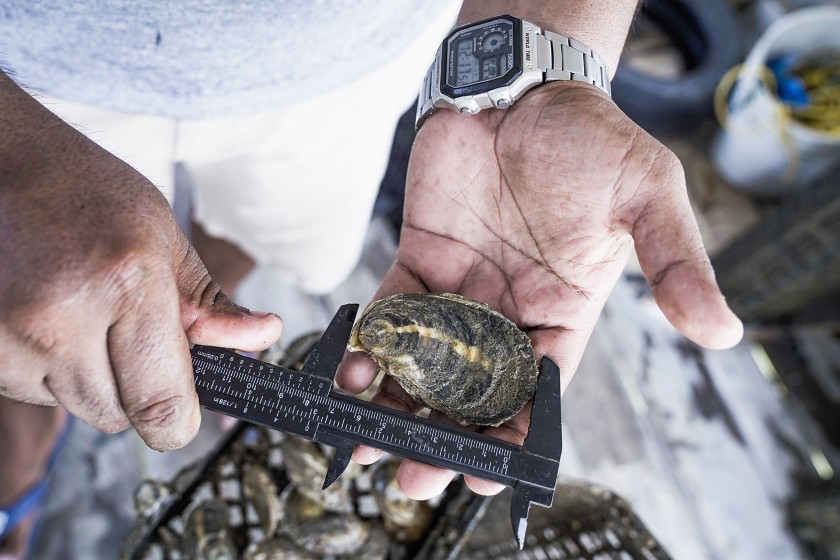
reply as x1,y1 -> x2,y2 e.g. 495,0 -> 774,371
183,291 -> 284,352
336,259 -> 426,394
175,242 -> 283,352
632,161 -> 743,350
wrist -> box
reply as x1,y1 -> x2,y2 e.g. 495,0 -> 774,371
457,0 -> 639,77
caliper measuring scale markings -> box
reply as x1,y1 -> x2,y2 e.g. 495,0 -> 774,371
191,303 -> 563,549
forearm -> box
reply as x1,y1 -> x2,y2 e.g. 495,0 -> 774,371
457,0 -> 639,77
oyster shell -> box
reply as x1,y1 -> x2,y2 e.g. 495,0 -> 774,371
181,498 -> 237,560
133,479 -> 172,519
242,464 -> 282,536
348,292 -> 537,426
281,436 -> 354,512
279,487 -> 370,556
371,459 -> 434,543
356,521 -> 391,560
242,537 -> 316,560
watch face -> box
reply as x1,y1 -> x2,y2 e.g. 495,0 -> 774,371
442,16 -> 522,97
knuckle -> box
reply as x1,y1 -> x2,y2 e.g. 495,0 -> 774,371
375,377 -> 418,413
173,247 -> 221,311
105,254 -> 150,299
127,390 -> 199,450
128,392 -> 189,430
492,421 -> 528,446
1,287 -> 63,346
181,277 -> 226,339
43,368 -> 127,429
0,376 -> 57,406
0,314 -> 59,360
192,276 -> 225,310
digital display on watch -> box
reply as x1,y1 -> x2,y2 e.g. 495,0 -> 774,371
446,19 -> 515,88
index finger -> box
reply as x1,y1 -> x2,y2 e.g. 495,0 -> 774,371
395,395 -> 533,499
108,268 -> 199,451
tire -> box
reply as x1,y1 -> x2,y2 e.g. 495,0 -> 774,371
612,0 -> 743,134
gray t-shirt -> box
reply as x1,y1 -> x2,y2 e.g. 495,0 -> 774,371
0,1 -> 452,119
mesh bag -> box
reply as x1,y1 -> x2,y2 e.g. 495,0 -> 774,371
120,335 -> 671,560
457,481 -> 671,560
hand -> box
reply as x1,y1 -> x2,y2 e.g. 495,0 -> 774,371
0,78 -> 283,451
338,82 -> 742,498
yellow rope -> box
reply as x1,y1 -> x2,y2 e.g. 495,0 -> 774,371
714,63 -> 801,181
714,57 -> 840,182
791,61 -> 840,135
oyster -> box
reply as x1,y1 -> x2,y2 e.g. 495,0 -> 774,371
242,537 -> 316,560
279,487 -> 370,556
281,436 -> 354,512
348,292 -> 537,426
182,498 -> 237,560
356,521 -> 391,560
371,459 -> 434,543
133,480 -> 172,519
242,464 -> 282,536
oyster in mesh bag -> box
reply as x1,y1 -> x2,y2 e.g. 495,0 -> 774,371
242,464 -> 282,536
371,458 -> 434,543
279,487 -> 370,556
181,498 -> 237,560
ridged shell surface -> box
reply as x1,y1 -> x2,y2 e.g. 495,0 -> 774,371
347,293 -> 537,426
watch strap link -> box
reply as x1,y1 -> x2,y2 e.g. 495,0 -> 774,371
417,60 -> 437,126
535,31 -> 611,97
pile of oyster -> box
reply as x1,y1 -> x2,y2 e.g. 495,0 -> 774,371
240,437 -> 435,559
124,428 -> 436,560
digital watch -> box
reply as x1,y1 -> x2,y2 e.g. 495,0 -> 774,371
416,15 -> 612,128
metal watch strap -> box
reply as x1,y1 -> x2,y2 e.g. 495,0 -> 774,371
417,61 -> 438,127
417,23 -> 611,128
535,30 -> 611,97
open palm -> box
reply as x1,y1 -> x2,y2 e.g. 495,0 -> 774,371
338,81 -> 742,498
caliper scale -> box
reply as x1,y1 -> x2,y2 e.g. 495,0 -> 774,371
192,304 -> 562,548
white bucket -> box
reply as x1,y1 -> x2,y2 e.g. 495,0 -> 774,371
710,6 -> 840,195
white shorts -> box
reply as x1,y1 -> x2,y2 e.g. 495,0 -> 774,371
37,5 -> 459,294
